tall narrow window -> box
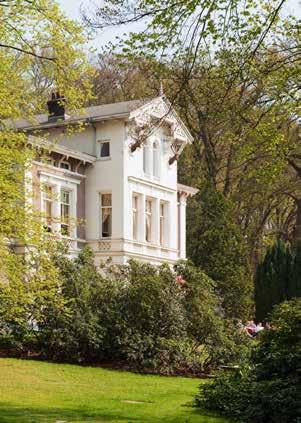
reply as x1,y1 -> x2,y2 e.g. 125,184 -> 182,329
145,198 -> 152,242
43,185 -> 53,232
60,189 -> 71,236
153,141 -> 159,177
132,194 -> 138,240
143,144 -> 148,174
160,202 -> 165,246
100,193 -> 112,238
143,141 -> 152,175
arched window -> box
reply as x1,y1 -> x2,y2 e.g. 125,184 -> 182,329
153,141 -> 159,178
143,143 -> 147,174
143,141 -> 151,175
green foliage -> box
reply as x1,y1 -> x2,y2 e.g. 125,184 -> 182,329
0,0 -> 92,250
0,247 -> 249,375
197,298 -> 301,423
0,239 -> 68,354
87,0 -> 287,73
255,240 -> 301,321
0,1 -> 93,355
187,183 -> 253,318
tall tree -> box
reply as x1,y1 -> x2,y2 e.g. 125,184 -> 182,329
289,242 -> 301,299
187,183 -> 253,318
0,0 -> 91,238
0,0 -> 91,283
255,240 -> 292,321
83,0 -> 288,102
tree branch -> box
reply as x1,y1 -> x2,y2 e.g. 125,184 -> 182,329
0,43 -> 56,61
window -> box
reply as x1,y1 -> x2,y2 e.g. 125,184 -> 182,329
153,141 -> 160,178
145,198 -> 152,242
100,193 -> 112,238
160,202 -> 165,246
143,144 -> 148,173
132,195 -> 138,240
99,141 -> 110,158
60,189 -> 71,236
60,161 -> 71,170
42,185 -> 53,232
143,142 -> 151,175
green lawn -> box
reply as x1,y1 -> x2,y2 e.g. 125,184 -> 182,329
0,358 -> 231,423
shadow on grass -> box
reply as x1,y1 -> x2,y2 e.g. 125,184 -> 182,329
0,402 -> 227,423
0,403 -> 131,423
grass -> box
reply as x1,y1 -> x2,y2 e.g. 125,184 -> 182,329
0,358 -> 231,423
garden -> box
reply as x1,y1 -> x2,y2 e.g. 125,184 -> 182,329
1,0 -> 301,422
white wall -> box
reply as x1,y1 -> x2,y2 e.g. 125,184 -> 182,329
85,119 -> 125,240
50,116 -> 185,264
123,122 -> 180,257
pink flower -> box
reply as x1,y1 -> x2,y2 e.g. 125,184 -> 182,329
176,275 -> 185,286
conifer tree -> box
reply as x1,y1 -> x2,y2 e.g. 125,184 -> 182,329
255,240 -> 292,321
289,242 -> 301,299
187,183 -> 253,319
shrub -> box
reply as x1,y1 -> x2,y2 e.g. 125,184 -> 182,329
197,298 -> 301,422
0,246 -> 250,375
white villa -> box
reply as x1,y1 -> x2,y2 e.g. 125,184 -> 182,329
14,94 -> 197,265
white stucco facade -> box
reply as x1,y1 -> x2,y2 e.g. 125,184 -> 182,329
21,96 -> 197,265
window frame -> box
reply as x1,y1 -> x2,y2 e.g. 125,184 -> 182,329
98,140 -> 111,159
42,184 -> 54,232
132,194 -> 139,241
60,188 -> 71,236
159,201 -> 165,246
143,141 -> 151,175
145,197 -> 152,243
100,192 -> 112,238
153,141 -> 160,178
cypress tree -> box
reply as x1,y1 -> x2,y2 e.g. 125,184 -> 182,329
289,242 -> 301,299
186,183 -> 253,319
255,240 -> 292,321
255,260 -> 266,322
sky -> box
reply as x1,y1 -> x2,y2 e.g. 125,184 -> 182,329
58,0 -> 301,50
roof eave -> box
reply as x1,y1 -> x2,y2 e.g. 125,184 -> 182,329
29,135 -> 96,164
17,112 -> 131,132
